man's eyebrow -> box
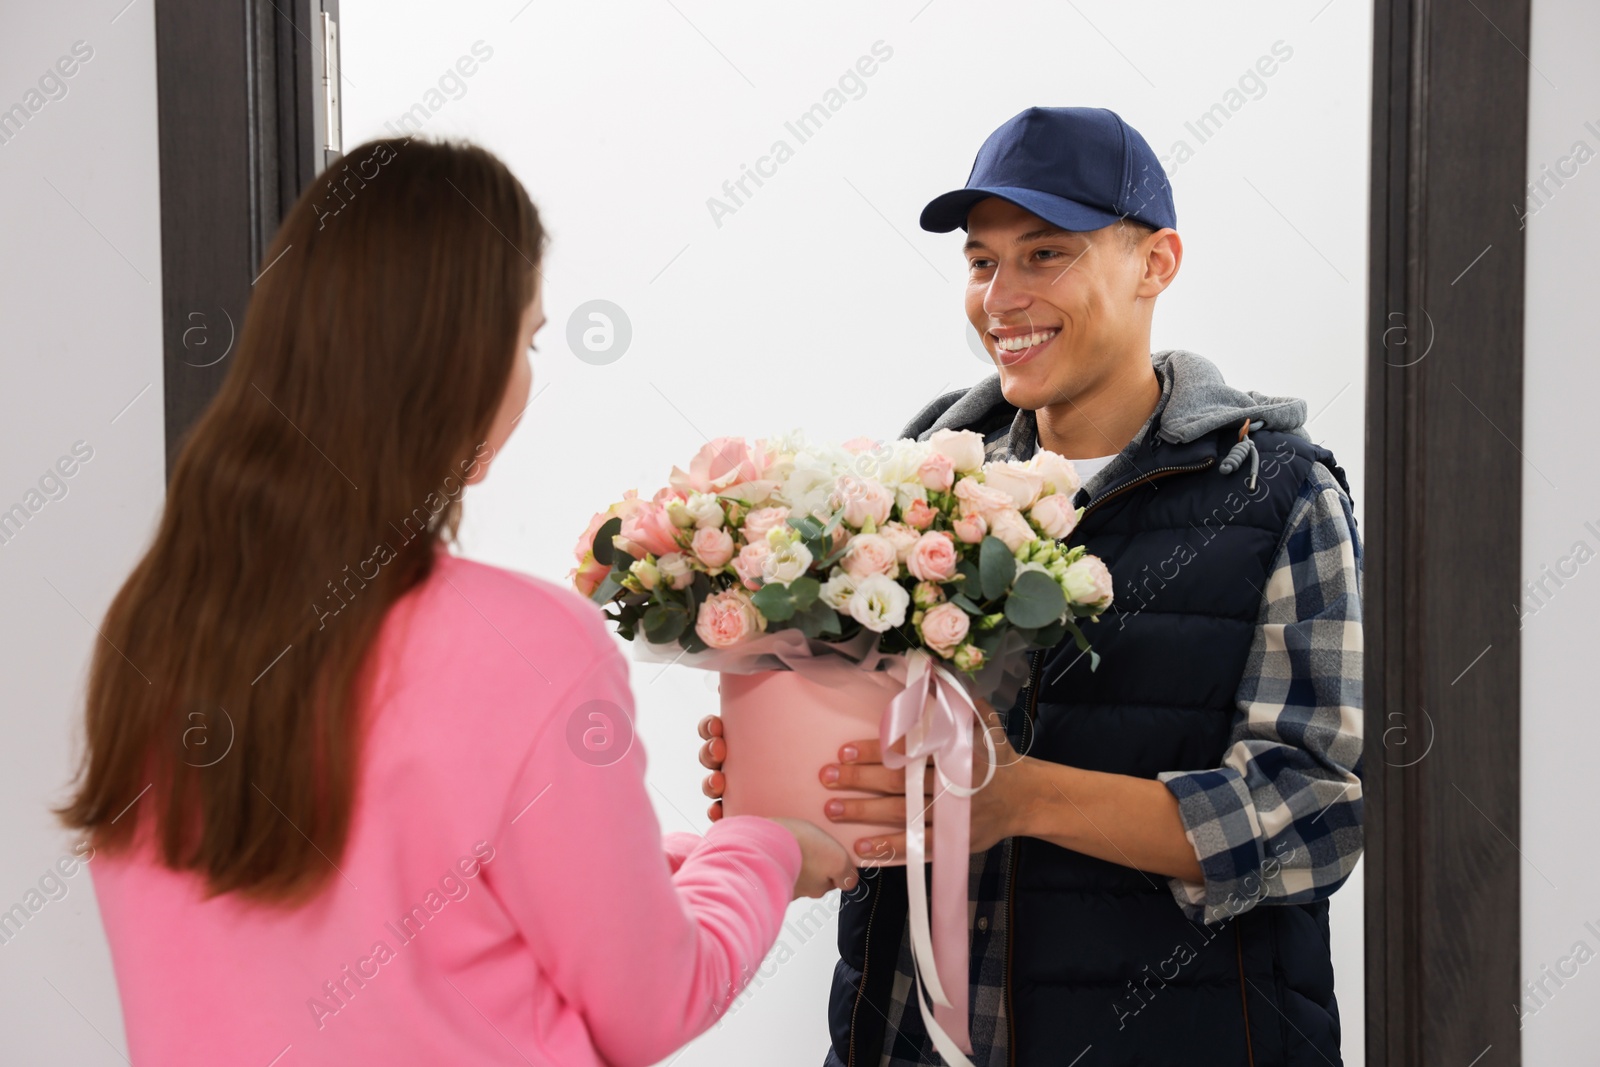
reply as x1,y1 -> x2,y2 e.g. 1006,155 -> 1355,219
962,227 -> 1086,253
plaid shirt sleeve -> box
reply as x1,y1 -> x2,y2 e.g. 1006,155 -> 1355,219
1157,460 -> 1365,926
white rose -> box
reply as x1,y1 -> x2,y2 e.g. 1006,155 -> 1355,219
928,428 -> 987,473
846,574 -> 910,633
762,537 -> 815,585
1029,493 -> 1080,539
1029,450 -> 1083,498
983,460 -> 1046,510
684,492 -> 726,529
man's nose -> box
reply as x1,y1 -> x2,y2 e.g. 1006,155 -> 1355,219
982,261 -> 1031,319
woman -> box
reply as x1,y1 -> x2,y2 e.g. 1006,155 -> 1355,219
58,137 -> 853,1066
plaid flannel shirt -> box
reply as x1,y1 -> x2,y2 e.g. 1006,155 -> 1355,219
878,383 -> 1365,1066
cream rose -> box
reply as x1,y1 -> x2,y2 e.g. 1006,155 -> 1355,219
1062,557 -> 1114,610
657,552 -> 695,590
1029,493 -> 1080,540
762,537 -> 815,585
929,428 -> 986,473
1029,449 -> 1083,498
953,476 -> 1016,524
988,508 -> 1036,553
982,460 -> 1047,510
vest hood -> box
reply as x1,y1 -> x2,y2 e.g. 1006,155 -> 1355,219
900,349 -> 1312,446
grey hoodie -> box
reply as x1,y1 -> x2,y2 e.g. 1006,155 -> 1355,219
898,349 -> 1315,502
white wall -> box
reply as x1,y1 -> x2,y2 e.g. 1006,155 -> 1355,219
338,2 -> 1371,1064
0,0 -> 164,1060
1520,0 -> 1600,1058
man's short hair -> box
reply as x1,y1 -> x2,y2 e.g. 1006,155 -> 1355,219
1112,218 -> 1157,251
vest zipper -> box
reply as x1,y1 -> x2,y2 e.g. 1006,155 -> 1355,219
1234,922 -> 1257,1066
846,879 -> 883,1067
1002,453 -> 1218,1066
1003,648 -> 1042,1066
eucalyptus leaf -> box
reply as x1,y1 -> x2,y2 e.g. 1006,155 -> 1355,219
1004,569 -> 1069,629
950,593 -> 984,615
789,576 -> 821,611
751,582 -> 797,622
979,536 -> 1017,601
591,516 -> 622,566
643,604 -> 687,644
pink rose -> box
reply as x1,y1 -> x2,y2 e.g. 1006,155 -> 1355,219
619,501 -> 682,558
669,436 -> 770,496
841,533 -> 899,579
983,460 -> 1046,510
988,509 -> 1036,553
919,602 -> 970,658
741,505 -> 791,542
691,527 -> 735,569
953,476 -> 1016,524
903,498 -> 939,531
695,588 -> 767,649
1029,494 -> 1079,539
952,512 -> 987,544
832,475 -> 894,528
731,541 -> 771,590
842,435 -> 879,454
907,531 -> 959,582
918,452 -> 955,492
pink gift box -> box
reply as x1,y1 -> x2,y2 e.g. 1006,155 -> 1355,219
718,667 -> 908,867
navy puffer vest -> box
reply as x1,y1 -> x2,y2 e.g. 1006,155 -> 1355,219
825,418 -> 1352,1067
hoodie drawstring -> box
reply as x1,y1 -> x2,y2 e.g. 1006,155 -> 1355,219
1220,417 -> 1264,490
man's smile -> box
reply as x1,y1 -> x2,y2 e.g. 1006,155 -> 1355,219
988,324 -> 1061,366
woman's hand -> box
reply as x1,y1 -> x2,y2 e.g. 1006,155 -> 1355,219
697,715 -> 725,822
769,818 -> 857,899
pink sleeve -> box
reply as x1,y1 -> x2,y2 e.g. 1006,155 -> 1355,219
486,643 -> 802,1067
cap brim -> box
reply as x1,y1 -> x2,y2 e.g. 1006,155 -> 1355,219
919,186 -> 1126,234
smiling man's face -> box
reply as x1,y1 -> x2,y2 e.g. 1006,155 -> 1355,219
963,196 -> 1174,415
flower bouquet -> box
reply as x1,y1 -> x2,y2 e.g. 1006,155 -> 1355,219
569,428 -> 1113,1062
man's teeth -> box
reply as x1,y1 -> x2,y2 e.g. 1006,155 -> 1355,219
994,329 -> 1059,352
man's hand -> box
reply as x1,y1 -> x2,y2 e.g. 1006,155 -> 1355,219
820,700 -> 1029,861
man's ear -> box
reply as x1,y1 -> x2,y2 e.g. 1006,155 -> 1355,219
1139,228 -> 1183,296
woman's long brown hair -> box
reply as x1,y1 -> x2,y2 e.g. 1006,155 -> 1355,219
57,138 -> 544,904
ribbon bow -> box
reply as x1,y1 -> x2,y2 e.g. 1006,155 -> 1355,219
879,650 -> 997,1066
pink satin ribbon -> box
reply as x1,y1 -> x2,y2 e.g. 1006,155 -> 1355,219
879,650 -> 996,1066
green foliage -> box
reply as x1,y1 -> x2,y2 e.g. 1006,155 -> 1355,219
979,536 -> 1016,600
1004,569 -> 1068,628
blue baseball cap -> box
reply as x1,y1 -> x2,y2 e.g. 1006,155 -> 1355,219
919,106 -> 1176,234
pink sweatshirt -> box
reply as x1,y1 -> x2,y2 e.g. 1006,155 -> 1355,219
92,551 -> 802,1066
